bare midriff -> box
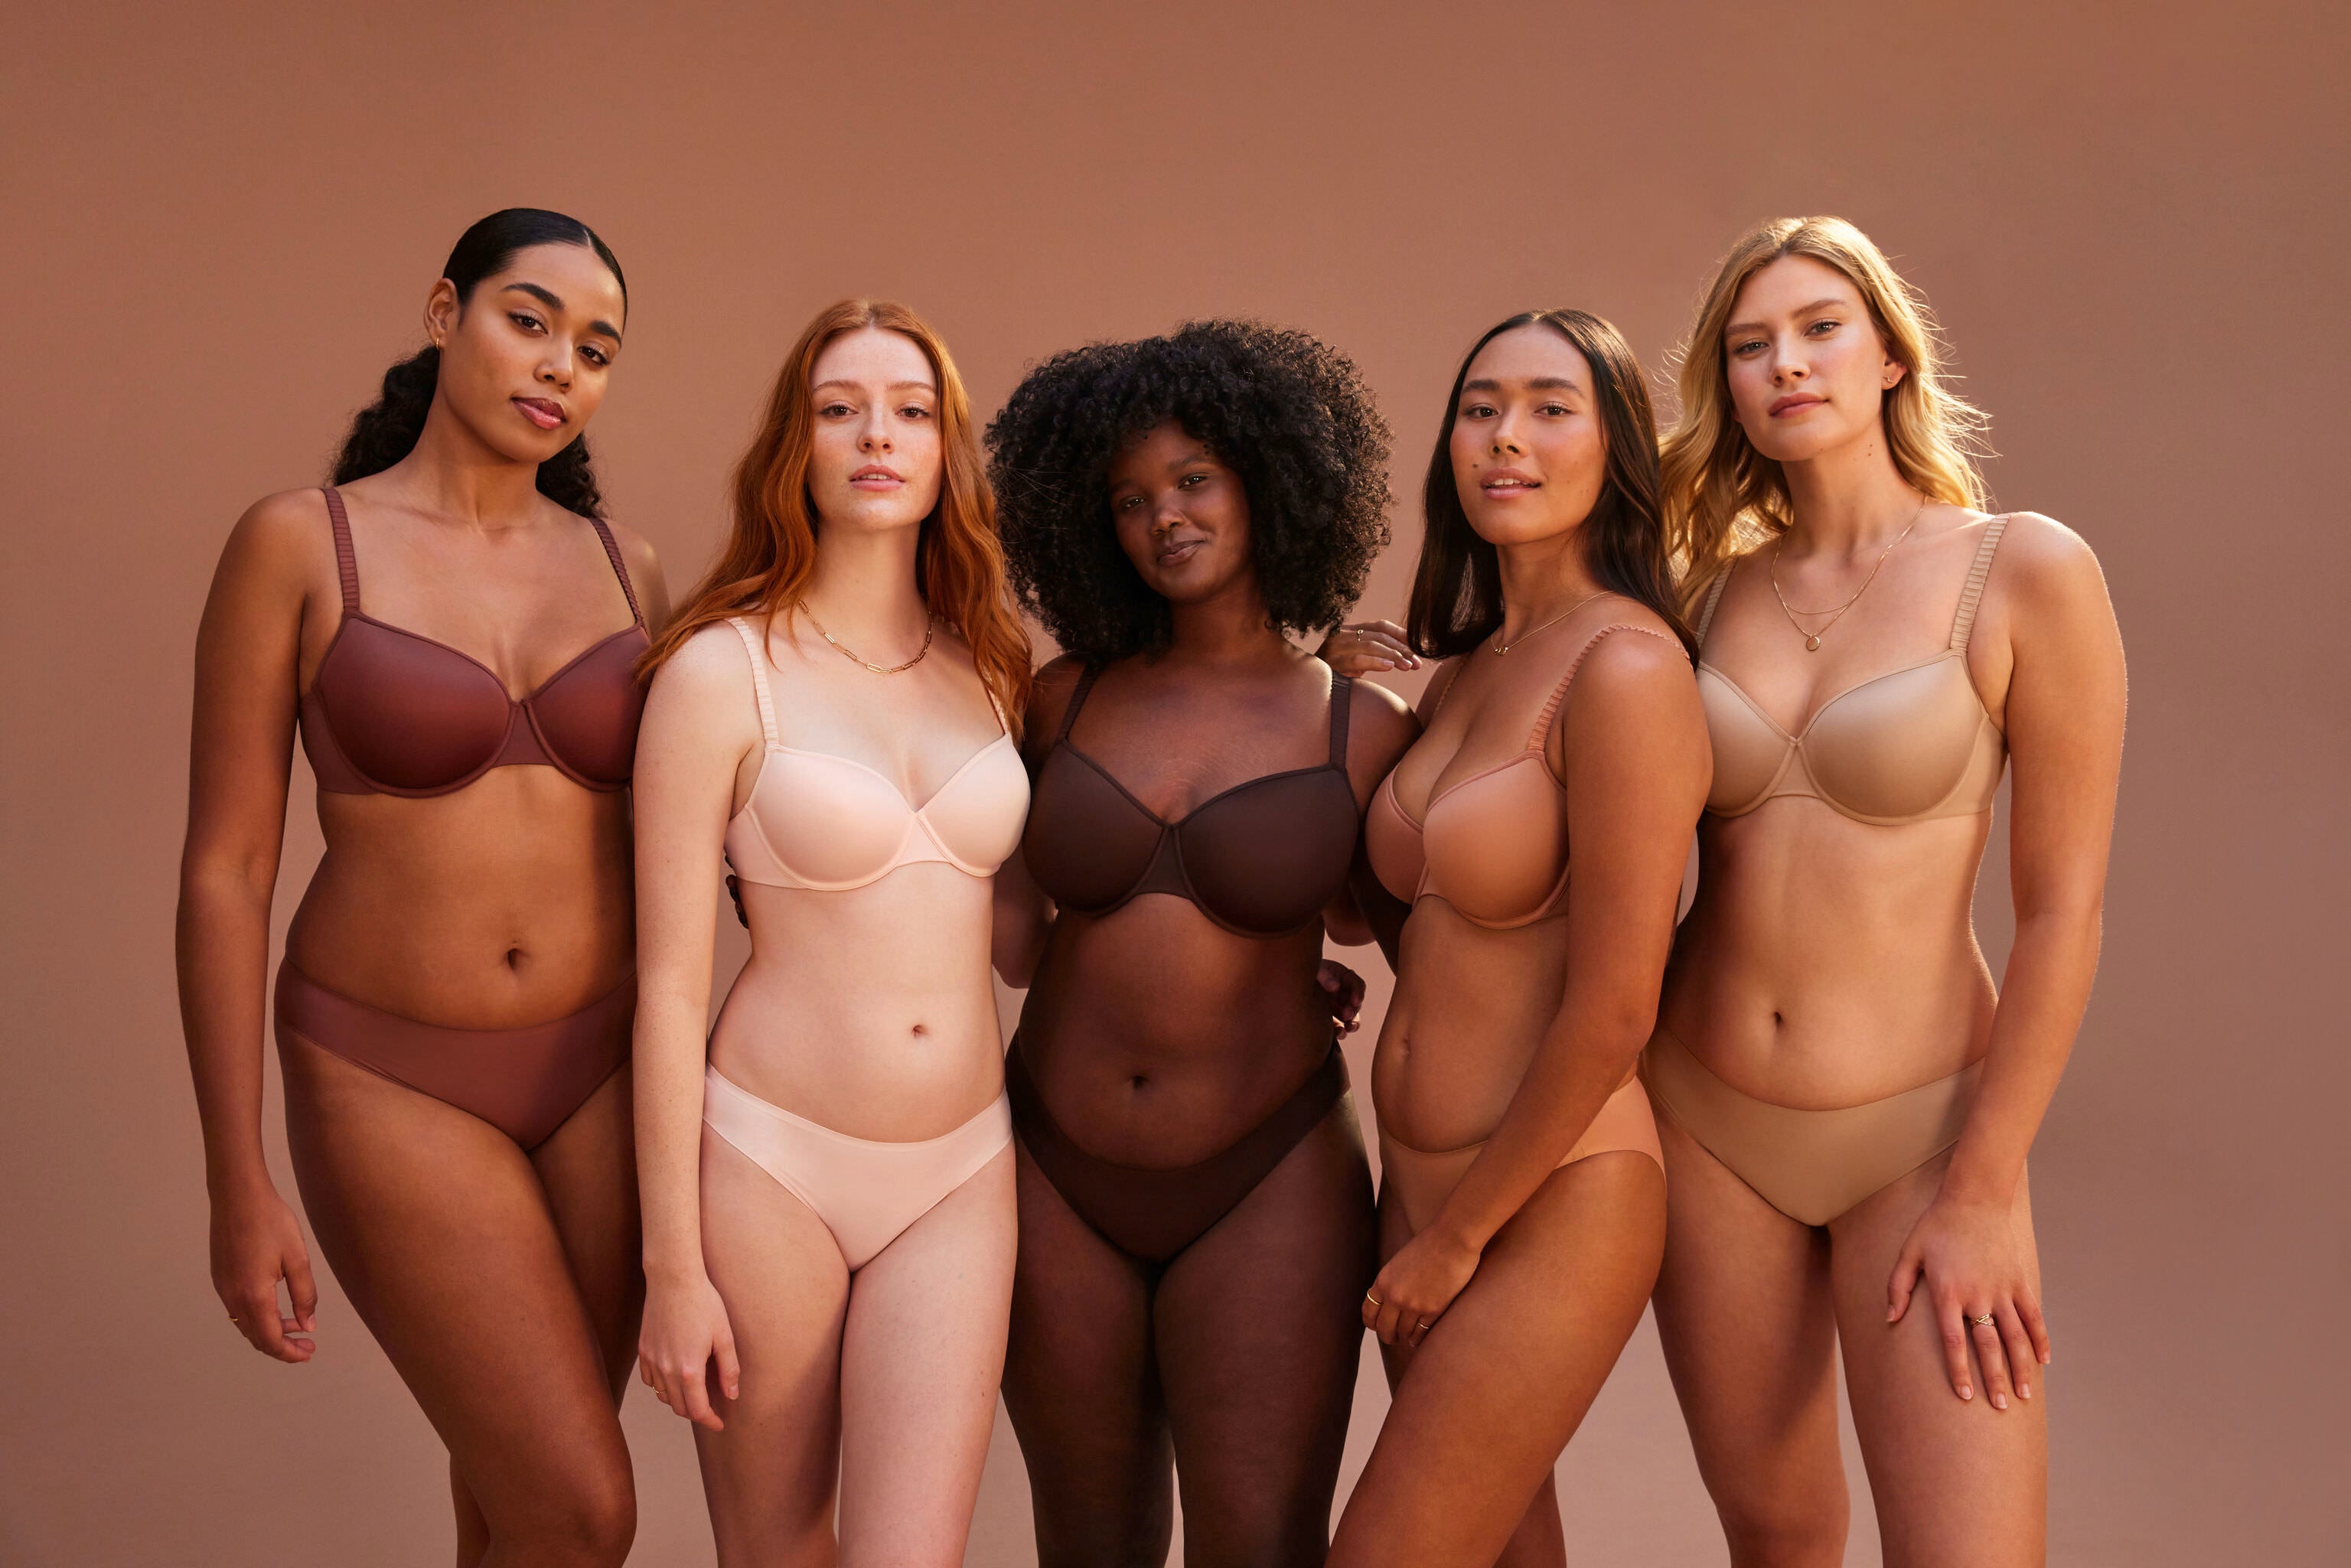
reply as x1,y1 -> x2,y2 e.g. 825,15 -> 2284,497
1658,800 -> 1997,1110
711,868 -> 1006,1144
287,770 -> 635,1026
1374,898 -> 1572,1154
1019,895 -> 1334,1170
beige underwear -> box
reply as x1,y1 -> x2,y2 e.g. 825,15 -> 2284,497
1640,1028 -> 1980,1227
1378,1074 -> 1662,1236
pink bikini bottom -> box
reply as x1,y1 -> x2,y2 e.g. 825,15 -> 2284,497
274,960 -> 632,1149
702,1064 -> 1011,1271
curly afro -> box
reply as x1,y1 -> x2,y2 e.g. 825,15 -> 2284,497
986,319 -> 1392,664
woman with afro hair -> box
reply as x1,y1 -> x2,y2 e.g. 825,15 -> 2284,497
987,319 -> 1419,1565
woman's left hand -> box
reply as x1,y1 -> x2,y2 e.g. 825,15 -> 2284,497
1317,619 -> 1422,676
1317,959 -> 1368,1035
1886,1191 -> 2053,1410
1362,1223 -> 1482,1348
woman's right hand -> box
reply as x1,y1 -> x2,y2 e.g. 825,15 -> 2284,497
639,1269 -> 742,1432
1317,618 -> 1421,676
210,1182 -> 318,1363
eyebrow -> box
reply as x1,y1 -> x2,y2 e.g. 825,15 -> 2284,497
810,378 -> 938,394
500,282 -> 622,344
1462,376 -> 1582,393
1724,298 -> 1848,337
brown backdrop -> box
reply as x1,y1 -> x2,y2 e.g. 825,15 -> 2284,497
4,3 -> 2343,1563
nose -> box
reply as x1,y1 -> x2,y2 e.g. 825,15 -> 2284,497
1772,331 -> 1808,385
859,410 -> 893,453
1153,494 -> 1185,535
536,343 -> 572,390
1490,411 -> 1525,457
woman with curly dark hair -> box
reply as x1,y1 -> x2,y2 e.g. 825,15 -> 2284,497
987,320 -> 1418,1565
177,208 -> 667,1563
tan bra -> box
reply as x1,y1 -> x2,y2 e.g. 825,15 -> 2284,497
1696,517 -> 2008,826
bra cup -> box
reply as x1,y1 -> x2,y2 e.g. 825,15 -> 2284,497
1363,779 -> 1427,905
1024,751 -> 1160,909
1420,762 -> 1568,926
1698,667 -> 1790,814
915,738 -> 1030,875
1803,658 -> 1985,820
321,622 -> 512,791
527,631 -> 650,785
749,755 -> 923,887
1180,772 -> 1360,935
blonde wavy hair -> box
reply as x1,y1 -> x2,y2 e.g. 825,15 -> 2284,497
1660,216 -> 1991,605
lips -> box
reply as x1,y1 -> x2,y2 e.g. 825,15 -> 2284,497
849,463 -> 905,489
1482,468 -> 1541,496
1769,393 -> 1826,416
1156,538 -> 1205,567
514,396 -> 566,429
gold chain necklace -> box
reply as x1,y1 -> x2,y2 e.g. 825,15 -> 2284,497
1767,494 -> 1926,652
1489,589 -> 1611,656
798,600 -> 935,675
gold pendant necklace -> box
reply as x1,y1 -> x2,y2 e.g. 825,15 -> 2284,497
1490,589 -> 1610,656
798,600 -> 935,675
1768,494 -> 1926,652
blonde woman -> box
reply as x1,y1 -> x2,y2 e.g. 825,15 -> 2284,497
1648,217 -> 2124,1566
630,301 -> 1032,1565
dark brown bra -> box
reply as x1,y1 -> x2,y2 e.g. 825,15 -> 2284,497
1023,664 -> 1359,938
298,488 -> 649,797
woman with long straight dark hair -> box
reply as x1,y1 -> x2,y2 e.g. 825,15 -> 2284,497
177,208 -> 667,1566
1322,309 -> 1708,1568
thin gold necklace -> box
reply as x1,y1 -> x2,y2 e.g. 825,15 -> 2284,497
1767,494 -> 1926,652
1489,589 -> 1611,656
798,599 -> 935,675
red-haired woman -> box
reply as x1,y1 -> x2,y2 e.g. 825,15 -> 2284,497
631,301 -> 1032,1565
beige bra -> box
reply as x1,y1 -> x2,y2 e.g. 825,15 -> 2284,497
1696,517 -> 2007,826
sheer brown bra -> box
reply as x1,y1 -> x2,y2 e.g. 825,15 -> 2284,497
298,488 -> 649,797
1694,517 -> 2007,825
1366,620 -> 1677,930
1022,665 -> 1360,939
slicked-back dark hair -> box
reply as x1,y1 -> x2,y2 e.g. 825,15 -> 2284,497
330,208 -> 627,518
988,319 -> 1391,664
1406,310 -> 1694,659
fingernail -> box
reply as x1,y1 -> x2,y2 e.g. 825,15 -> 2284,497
2019,1383 -> 2032,1399
1959,1385 -> 1973,1400
1992,1394 -> 2007,1410
2042,1351 -> 2053,1364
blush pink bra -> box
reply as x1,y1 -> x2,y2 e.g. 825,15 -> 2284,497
720,617 -> 1029,891
299,488 -> 648,797
1696,517 -> 2008,826
1367,621 -> 1676,930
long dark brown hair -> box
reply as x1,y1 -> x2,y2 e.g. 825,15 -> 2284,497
1405,309 -> 1694,660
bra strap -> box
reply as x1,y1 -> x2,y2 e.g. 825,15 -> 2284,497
727,617 -> 781,749
1423,658 -> 1469,723
1326,671 -> 1354,768
589,518 -> 644,627
1527,625 -> 1678,754
1054,663 -> 1103,745
320,488 -> 360,614
1948,515 -> 2010,651
1692,558 -> 1734,647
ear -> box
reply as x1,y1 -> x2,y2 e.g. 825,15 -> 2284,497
421,278 -> 461,351
1881,348 -> 1909,391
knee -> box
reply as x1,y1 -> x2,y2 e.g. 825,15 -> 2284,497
1716,1488 -> 1845,1568
516,1462 -> 637,1566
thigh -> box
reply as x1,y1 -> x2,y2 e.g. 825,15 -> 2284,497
695,1123 -> 854,1568
1156,1099 -> 1377,1568
279,1033 -> 634,1551
1328,1150 -> 1666,1568
531,1063 -> 644,1397
1000,1136 -> 1174,1568
1830,1154 -> 2046,1568
1650,1110 -> 1849,1559
837,1144 -> 1017,1568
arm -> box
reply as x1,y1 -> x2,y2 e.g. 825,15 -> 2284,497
991,655 -> 1087,987
1365,631 -> 1707,1345
1889,515 -> 2126,1403
631,627 -> 761,1430
174,492 -> 325,1363
1322,673 -> 1421,951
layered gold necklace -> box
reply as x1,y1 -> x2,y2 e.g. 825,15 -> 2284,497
1766,494 -> 1926,652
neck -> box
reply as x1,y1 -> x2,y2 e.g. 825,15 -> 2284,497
1778,420 -> 1921,556
391,395 -> 553,530
1161,572 -> 1288,669
1493,531 -> 1603,641
801,517 -> 930,653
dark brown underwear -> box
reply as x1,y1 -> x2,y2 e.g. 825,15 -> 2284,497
274,960 -> 633,1149
1006,1037 -> 1350,1266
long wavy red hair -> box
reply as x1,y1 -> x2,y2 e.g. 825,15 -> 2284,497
644,298 -> 1032,735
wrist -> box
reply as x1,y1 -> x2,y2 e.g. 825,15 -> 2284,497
205,1156 -> 278,1206
643,1253 -> 709,1289
1936,1166 -> 2018,1210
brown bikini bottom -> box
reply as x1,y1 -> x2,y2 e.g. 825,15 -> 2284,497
274,960 -> 634,1149
1377,1073 -> 1662,1237
1639,1026 -> 1981,1227
1006,1037 -> 1351,1266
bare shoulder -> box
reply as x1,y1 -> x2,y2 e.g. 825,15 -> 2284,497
1344,669 -> 1420,761
1569,610 -> 1697,694
1413,655 -> 1467,721
1986,510 -> 2110,608
650,618 -> 757,702
212,487 -> 337,603
1022,653 -> 1089,756
598,514 -> 665,582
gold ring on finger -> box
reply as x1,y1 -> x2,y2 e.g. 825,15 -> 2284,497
1969,1312 -> 1996,1326
1365,1293 -> 1381,1309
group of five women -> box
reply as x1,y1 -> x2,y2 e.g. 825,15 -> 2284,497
178,206 -> 2126,1567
